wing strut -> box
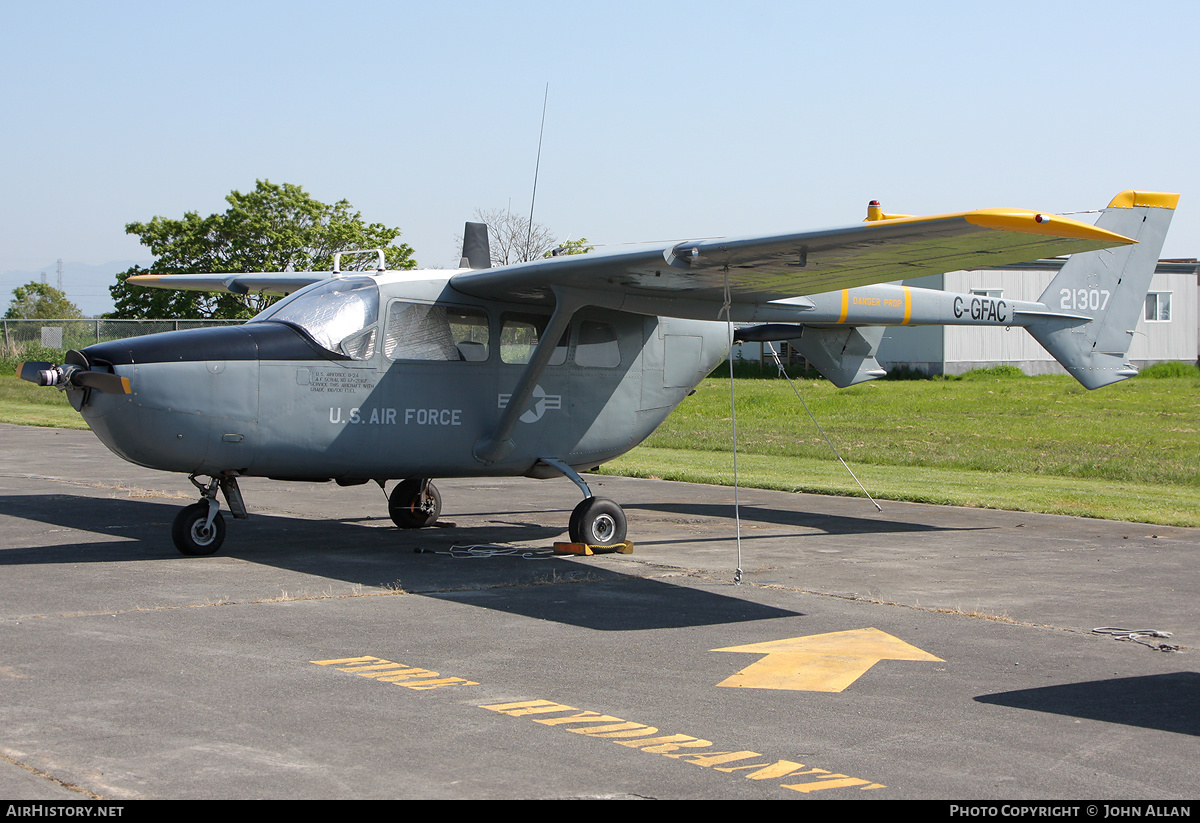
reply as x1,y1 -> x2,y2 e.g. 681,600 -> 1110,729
473,286 -> 618,464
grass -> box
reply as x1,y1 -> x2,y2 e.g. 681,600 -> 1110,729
599,447 -> 1200,526
596,368 -> 1200,527
0,371 -> 88,429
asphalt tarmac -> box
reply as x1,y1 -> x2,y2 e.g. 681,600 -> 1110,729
1,423 -> 1196,800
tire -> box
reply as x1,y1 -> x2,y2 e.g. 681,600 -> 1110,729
172,502 -> 226,556
568,497 -> 627,547
389,479 -> 441,529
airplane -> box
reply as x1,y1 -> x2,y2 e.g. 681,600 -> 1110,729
17,190 -> 1177,556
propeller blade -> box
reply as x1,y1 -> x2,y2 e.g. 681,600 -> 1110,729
16,361 -> 59,386
17,356 -> 130,394
71,370 -> 131,395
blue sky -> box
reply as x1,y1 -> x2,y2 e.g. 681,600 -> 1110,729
3,1 -> 1197,315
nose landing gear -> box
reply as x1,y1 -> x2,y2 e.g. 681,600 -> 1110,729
173,501 -> 226,556
171,474 -> 246,556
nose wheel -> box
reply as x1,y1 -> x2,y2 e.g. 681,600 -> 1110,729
172,501 -> 226,556
171,474 -> 245,556
389,478 -> 442,528
569,497 -> 627,547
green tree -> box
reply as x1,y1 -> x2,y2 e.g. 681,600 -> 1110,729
546,237 -> 593,257
4,282 -> 84,319
108,180 -> 417,319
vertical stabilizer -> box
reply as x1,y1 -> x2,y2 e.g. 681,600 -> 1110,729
1026,191 -> 1177,389
461,222 -> 492,269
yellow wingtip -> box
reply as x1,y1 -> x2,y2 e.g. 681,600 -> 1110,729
861,207 -> 1133,247
964,209 -> 1135,246
1107,190 -> 1179,210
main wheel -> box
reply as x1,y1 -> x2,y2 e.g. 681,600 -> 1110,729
172,502 -> 226,556
568,497 -> 627,547
389,479 -> 441,528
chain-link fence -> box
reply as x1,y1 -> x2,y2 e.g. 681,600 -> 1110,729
2,318 -> 245,351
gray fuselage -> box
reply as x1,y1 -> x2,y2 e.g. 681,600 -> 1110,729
78,275 -> 732,483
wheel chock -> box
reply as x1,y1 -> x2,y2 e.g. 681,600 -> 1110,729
553,541 -> 634,556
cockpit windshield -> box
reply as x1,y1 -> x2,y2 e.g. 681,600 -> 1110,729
249,276 -> 380,359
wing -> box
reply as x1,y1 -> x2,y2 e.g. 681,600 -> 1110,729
125,272 -> 328,296
449,206 -> 1133,320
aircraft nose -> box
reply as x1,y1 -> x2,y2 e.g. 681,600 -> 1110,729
78,325 -> 266,475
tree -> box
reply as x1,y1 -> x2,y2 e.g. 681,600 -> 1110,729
4,282 -> 84,320
108,180 -> 417,319
473,207 -> 559,267
469,207 -> 593,267
547,237 -> 594,257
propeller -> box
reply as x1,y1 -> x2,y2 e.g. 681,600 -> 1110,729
15,353 -> 131,395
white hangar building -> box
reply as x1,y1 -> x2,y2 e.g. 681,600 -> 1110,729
874,258 -> 1199,377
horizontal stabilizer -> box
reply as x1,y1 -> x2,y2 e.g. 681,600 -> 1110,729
735,323 -> 888,386
788,326 -> 888,388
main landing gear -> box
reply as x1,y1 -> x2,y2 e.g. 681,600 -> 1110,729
538,458 -> 628,548
386,472 -> 627,546
568,496 -> 628,546
388,478 -> 441,528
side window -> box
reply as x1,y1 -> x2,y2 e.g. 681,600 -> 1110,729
500,314 -> 568,365
384,302 -> 490,361
574,321 -> 620,367
449,308 -> 490,361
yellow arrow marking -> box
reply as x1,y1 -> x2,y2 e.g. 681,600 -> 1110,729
713,628 -> 942,692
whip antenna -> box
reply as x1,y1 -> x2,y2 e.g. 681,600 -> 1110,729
526,83 -> 549,262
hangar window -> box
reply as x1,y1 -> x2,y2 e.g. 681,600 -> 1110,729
251,276 -> 379,359
500,314 -> 568,365
1145,292 -> 1172,322
384,302 -> 490,361
970,288 -> 1003,299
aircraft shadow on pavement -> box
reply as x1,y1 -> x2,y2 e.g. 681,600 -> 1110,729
975,672 -> 1200,737
0,493 -> 800,631
422,577 -> 799,631
623,501 -> 984,537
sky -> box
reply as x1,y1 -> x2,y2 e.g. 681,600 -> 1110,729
3,0 -> 1198,316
